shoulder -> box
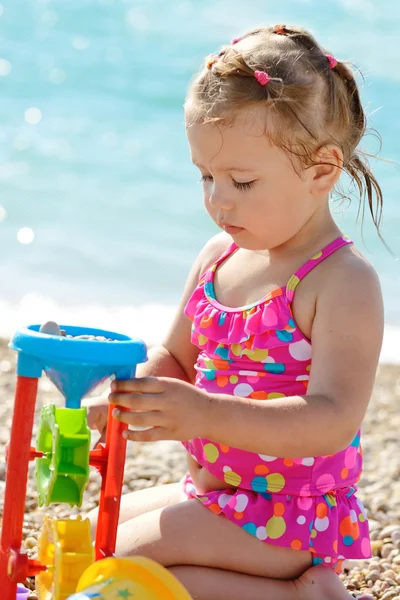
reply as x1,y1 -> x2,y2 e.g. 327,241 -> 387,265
316,244 -> 383,308
197,232 -> 233,276
311,243 -> 384,344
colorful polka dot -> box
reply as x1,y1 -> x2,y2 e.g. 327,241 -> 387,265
264,362 -> 286,374
251,476 -> 268,493
291,539 -> 303,550
242,522 -> 257,536
215,344 -> 229,360
344,446 -> 358,469
261,306 -> 279,327
256,526 -> 268,541
267,392 -> 285,399
316,503 -> 328,519
266,473 -> 285,492
315,474 -> 336,493
297,497 -> 313,511
266,515 -> 286,539
217,493 -> 232,508
244,348 -> 270,362
235,494 -> 249,513
250,390 -> 268,400
224,470 -> 242,487
288,339 -> 312,361
200,314 -> 213,328
361,537 -> 371,558
254,465 -> 270,475
315,517 -> 329,532
204,443 -> 219,463
216,375 -> 229,388
276,330 -> 293,342
233,383 -> 254,397
297,516 -> 306,525
258,454 -> 278,462
272,503 -> 284,518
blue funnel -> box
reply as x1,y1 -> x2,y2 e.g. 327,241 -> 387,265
10,325 -> 147,408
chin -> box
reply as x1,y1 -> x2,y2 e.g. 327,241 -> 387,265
229,231 -> 271,251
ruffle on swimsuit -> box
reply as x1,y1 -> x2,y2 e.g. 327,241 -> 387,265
181,235 -> 371,571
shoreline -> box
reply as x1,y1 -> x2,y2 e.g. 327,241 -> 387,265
1,340 -> 400,598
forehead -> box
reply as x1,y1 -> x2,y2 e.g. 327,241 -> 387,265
186,108 -> 275,170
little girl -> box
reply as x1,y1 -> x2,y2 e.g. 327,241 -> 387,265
86,24 -> 384,600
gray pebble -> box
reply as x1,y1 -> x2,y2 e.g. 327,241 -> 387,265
39,321 -> 61,336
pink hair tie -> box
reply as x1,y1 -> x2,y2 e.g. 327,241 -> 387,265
232,36 -> 242,45
326,54 -> 338,69
254,70 -> 271,86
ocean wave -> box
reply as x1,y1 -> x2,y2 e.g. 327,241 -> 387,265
1,292 -> 399,364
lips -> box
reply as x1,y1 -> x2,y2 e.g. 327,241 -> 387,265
220,223 -> 244,235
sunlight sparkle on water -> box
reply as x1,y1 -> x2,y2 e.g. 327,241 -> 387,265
17,228 -> 35,244
25,108 -> 42,125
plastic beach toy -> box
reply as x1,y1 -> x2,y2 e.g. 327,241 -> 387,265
16,585 -> 31,600
67,556 -> 193,600
0,324 -> 147,600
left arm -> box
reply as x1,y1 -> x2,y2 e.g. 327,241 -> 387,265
111,260 -> 383,457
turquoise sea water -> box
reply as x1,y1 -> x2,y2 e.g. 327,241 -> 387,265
0,0 -> 399,358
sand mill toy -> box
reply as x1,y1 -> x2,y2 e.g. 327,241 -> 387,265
0,323 -> 192,600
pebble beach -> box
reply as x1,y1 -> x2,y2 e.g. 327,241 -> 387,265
0,339 -> 400,599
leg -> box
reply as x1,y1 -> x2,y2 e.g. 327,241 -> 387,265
115,499 -> 352,600
169,565 -> 353,600
116,498 -> 311,578
86,482 -> 181,539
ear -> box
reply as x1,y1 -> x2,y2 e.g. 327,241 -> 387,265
309,144 -> 343,196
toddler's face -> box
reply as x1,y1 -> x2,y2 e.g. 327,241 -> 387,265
186,107 -> 321,251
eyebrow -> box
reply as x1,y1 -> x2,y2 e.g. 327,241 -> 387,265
192,160 -> 257,173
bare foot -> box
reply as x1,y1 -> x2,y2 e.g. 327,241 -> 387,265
295,566 -> 353,600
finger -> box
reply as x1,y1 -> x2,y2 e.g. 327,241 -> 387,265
112,408 -> 165,428
93,426 -> 107,449
111,377 -> 164,394
123,427 -> 168,443
108,393 -> 161,411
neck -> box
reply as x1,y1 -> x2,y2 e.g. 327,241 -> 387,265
269,200 -> 341,262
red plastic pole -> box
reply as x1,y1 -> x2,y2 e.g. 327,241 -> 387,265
95,402 -> 128,559
0,376 -> 39,599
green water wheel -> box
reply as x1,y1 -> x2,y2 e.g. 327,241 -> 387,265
36,404 -> 90,507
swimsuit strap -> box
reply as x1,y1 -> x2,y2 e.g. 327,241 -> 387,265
286,235 -> 353,301
204,242 -> 238,283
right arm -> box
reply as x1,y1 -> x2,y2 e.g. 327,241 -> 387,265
84,232 -> 231,432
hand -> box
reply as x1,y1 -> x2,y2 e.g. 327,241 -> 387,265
109,376 -> 209,442
82,395 -> 109,433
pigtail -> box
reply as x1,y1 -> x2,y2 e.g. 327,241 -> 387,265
347,153 -> 384,234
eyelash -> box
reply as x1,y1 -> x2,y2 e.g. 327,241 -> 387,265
200,175 -> 255,191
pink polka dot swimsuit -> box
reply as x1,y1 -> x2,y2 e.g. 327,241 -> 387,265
181,235 -> 370,571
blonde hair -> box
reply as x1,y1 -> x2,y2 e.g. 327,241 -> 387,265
185,25 -> 383,233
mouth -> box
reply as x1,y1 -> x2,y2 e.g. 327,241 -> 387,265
220,223 -> 245,235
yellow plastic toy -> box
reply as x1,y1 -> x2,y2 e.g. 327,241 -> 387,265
36,515 -> 94,600
67,556 -> 193,600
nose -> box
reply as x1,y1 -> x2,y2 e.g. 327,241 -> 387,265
208,184 -> 234,211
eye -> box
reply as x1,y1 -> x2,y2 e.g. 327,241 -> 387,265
233,179 -> 255,191
200,175 -> 213,183
200,175 -> 256,191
